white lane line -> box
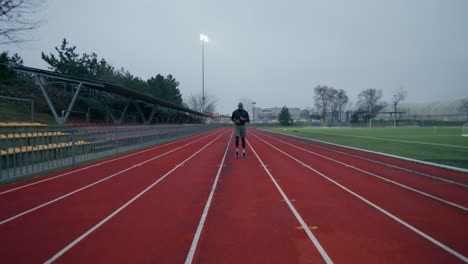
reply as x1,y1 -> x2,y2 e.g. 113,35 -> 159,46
185,131 -> 233,264
261,131 -> 468,188
0,130 -> 225,225
247,139 -> 333,264
254,133 -> 468,263
0,129 -> 220,195
258,133 -> 468,212
292,130 -> 468,149
44,131 -> 227,264
262,129 -> 468,174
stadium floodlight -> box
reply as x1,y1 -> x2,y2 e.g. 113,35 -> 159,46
200,34 -> 209,42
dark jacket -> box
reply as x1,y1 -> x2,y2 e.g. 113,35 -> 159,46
231,109 -> 250,126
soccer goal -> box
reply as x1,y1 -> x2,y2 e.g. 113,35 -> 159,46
0,95 -> 35,122
462,123 -> 468,137
369,118 -> 396,128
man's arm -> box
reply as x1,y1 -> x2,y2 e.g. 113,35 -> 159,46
232,111 -> 240,124
244,112 -> 250,123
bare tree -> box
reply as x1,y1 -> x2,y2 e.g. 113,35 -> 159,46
392,86 -> 407,118
314,85 -> 348,123
313,85 -> 333,122
335,89 -> 349,122
301,107 -> 312,122
186,92 -> 217,114
328,88 -> 339,122
458,98 -> 468,122
357,88 -> 386,119
0,0 -> 45,45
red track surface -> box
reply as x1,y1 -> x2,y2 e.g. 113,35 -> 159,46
0,127 -> 467,263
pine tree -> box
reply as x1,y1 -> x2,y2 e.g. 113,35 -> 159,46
278,106 -> 292,126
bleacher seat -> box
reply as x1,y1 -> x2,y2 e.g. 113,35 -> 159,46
0,122 -> 47,127
1,140 -> 89,156
0,131 -> 68,140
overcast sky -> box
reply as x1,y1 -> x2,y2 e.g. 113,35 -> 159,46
4,0 -> 468,114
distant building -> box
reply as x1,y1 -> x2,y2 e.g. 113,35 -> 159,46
253,107 -> 308,123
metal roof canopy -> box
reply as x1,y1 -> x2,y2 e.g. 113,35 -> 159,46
6,64 -> 208,119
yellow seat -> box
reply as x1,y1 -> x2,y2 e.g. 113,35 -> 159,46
1,140 -> 90,156
0,131 -> 69,139
0,122 -> 47,127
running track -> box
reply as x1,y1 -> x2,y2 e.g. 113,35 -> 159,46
0,128 -> 467,263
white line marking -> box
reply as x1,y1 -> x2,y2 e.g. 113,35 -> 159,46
247,139 -> 333,264
185,132 -> 233,264
264,131 -> 468,188
254,132 -> 468,263
0,130 -> 220,195
258,133 -> 468,211
0,130 -> 225,225
293,130 -> 468,149
262,129 -> 468,175
44,131 -> 227,264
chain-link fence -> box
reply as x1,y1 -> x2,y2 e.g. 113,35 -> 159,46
0,124 -> 218,183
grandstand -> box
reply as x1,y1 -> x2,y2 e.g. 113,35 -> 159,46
0,64 -> 218,182
3,64 -> 208,126
0,122 -> 216,182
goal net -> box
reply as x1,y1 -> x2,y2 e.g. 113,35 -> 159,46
462,123 -> 468,137
369,118 -> 396,128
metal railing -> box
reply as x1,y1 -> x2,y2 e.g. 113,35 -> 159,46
0,124 -> 218,183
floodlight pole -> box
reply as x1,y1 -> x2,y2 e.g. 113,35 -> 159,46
202,39 -> 205,112
200,34 -> 209,113
252,101 -> 256,123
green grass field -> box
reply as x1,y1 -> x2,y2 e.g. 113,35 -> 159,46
264,126 -> 468,170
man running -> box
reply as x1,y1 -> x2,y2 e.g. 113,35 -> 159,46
231,102 -> 250,158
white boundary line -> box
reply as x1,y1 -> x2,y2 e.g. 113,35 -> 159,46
254,132 -> 468,263
185,131 -> 233,264
0,130 -> 225,225
258,130 -> 468,188
247,139 -> 334,264
261,129 -> 468,174
257,133 -> 467,211
44,131 -> 228,264
0,129 -> 220,195
294,130 -> 468,149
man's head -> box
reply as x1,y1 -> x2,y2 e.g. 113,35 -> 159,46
238,102 -> 243,110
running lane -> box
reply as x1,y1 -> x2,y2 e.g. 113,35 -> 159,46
0,129 -> 226,263
256,130 -> 468,208
191,132 -> 328,263
262,130 -> 468,184
251,130 -> 467,263
46,131 -> 232,263
0,129 -> 220,221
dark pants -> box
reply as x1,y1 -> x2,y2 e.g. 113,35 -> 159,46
234,125 -> 246,149
235,136 -> 246,149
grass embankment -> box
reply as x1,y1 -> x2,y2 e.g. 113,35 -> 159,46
0,103 -> 56,124
264,126 -> 468,170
